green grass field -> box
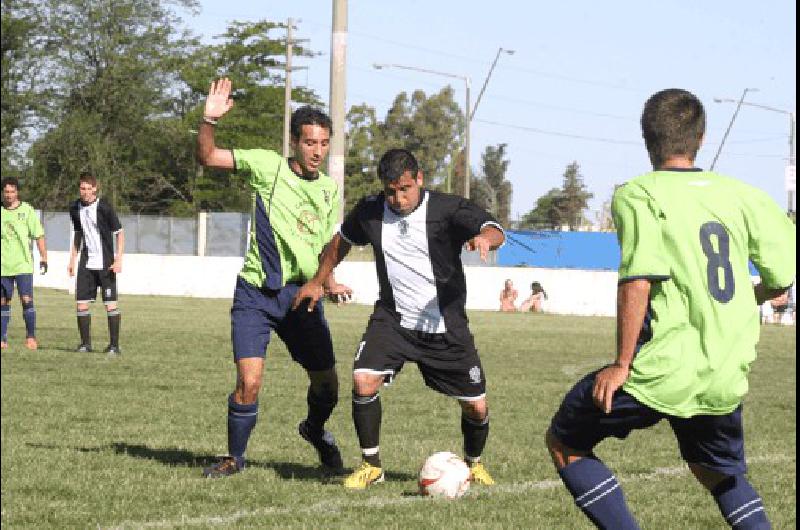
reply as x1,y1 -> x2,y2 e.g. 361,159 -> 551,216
2,288 -> 796,529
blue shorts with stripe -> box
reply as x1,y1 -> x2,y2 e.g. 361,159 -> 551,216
230,276 -> 335,371
1,274 -> 34,301
549,369 -> 747,475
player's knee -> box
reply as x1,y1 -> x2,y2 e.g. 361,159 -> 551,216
459,398 -> 488,421
352,372 -> 383,396
688,463 -> 728,491
309,368 -> 339,395
21,295 -> 33,305
76,303 -> 90,312
236,375 -> 262,402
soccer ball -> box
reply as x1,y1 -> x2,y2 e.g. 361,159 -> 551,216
418,451 -> 471,499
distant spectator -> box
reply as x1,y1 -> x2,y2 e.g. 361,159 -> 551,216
761,289 -> 794,325
499,279 -> 518,312
519,281 -> 547,313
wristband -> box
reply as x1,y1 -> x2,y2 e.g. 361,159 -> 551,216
202,116 -> 218,125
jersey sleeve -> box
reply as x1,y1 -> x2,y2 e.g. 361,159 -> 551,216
233,149 -> 281,190
339,197 -> 371,246
612,183 -> 671,282
101,199 -> 123,233
744,189 -> 796,289
69,203 -> 82,233
449,197 -> 504,245
26,205 -> 44,239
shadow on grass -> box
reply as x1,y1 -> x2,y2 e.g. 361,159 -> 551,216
26,442 -> 416,482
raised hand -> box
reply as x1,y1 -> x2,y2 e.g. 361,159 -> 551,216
204,78 -> 235,120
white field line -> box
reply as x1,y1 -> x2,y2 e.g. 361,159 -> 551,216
101,453 -> 792,530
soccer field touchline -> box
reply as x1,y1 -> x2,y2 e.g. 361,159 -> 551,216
101,453 -> 793,530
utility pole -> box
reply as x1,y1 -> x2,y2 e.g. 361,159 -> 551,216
282,18 -> 308,158
283,18 -> 294,158
329,0 -> 347,220
464,78 -> 471,199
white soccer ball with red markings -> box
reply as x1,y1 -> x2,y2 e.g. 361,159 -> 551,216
418,451 -> 471,499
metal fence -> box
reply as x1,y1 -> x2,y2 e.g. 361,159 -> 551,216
40,211 -> 249,257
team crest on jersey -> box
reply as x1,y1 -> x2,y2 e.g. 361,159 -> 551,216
398,219 -> 409,237
469,366 -> 482,384
18,213 -> 25,220
296,201 -> 321,236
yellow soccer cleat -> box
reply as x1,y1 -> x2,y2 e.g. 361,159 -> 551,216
468,461 -> 496,486
343,461 -> 385,490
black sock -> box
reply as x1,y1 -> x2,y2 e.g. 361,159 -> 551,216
77,311 -> 91,345
353,392 -> 382,467
22,300 -> 36,338
305,385 -> 338,437
107,309 -> 120,347
462,413 -> 490,461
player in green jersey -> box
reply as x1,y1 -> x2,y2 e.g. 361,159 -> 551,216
197,78 -> 352,478
1,177 -> 48,350
546,89 -> 795,529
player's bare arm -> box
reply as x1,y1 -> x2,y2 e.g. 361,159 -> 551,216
110,229 -> 124,273
753,282 -> 791,306
292,233 -> 353,311
67,232 -> 82,277
466,225 -> 505,262
36,236 -> 48,274
593,278 -> 650,413
196,78 -> 236,170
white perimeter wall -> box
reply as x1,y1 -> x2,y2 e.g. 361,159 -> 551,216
34,250 -> 619,316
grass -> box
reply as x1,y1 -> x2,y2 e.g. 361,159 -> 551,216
1,288 -> 796,529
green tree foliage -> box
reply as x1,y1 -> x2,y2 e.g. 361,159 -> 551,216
1,0 -> 50,174
344,87 -> 465,212
22,0 -> 201,211
178,20 -> 322,211
474,143 -> 512,227
520,161 -> 593,230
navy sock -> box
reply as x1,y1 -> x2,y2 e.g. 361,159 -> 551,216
352,392 -> 382,467
1,304 -> 9,342
558,456 -> 640,530
305,385 -> 338,436
712,475 -> 770,529
227,394 -> 258,465
462,413 -> 490,461
22,301 -> 36,338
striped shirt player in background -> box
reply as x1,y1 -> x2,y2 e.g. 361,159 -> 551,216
1,176 -> 48,350
545,89 -> 796,529
197,78 -> 352,478
68,173 -> 125,356
294,148 -> 506,490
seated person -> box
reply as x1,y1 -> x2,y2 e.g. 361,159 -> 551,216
519,281 -> 547,313
499,279 -> 518,312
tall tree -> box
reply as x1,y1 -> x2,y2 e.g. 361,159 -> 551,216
480,143 -> 512,227
344,87 -> 464,212
560,161 -> 593,230
24,0 -> 200,211
520,161 -> 593,231
1,0 -> 50,174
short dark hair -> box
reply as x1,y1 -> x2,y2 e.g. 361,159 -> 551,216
79,172 -> 98,187
641,88 -> 706,168
290,106 -> 332,140
377,149 -> 419,182
1,177 -> 19,190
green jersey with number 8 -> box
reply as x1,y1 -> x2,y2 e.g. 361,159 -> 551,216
612,169 -> 796,417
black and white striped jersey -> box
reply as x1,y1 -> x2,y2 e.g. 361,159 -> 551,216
340,189 -> 503,344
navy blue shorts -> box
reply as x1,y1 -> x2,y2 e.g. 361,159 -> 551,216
549,369 -> 747,475
230,277 -> 335,371
1,274 -> 34,301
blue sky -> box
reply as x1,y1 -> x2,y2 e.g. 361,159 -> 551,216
189,0 -> 796,219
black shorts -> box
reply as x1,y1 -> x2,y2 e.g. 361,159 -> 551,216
76,267 -> 118,304
354,307 -> 486,400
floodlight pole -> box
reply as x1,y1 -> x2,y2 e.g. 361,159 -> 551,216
710,87 -> 758,171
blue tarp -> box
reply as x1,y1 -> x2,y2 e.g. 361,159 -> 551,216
498,230 -> 760,275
